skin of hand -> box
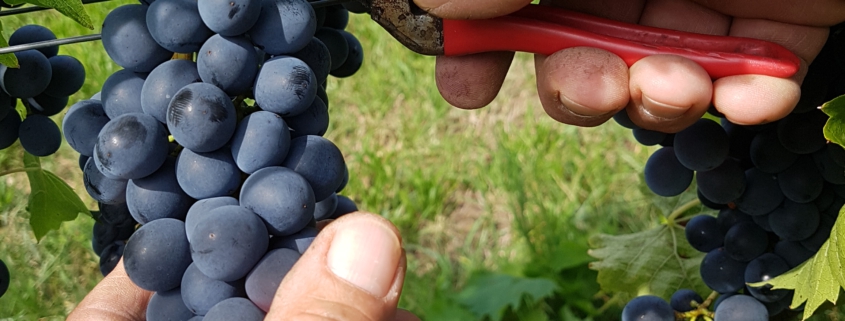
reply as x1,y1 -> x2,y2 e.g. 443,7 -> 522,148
415,0 -> 845,132
67,212 -> 421,321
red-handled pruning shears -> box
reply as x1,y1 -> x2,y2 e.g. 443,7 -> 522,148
364,0 -> 801,79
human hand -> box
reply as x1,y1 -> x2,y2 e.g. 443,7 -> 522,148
67,213 -> 420,321
417,0 -> 845,132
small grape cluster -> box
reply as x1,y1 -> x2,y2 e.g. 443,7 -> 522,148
0,25 -> 85,156
62,0 -> 364,318
623,290 -> 769,321
616,22 -> 845,321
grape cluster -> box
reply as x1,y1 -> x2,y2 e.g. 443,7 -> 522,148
616,22 -> 845,321
62,0 -> 363,317
623,291 -> 769,321
0,25 -> 85,157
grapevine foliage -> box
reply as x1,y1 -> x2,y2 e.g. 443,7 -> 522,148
588,191 -> 713,301
22,153 -> 90,241
456,273 -> 558,321
0,0 -> 92,68
823,95 -> 845,146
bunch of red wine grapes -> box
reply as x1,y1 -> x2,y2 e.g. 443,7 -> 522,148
62,0 -> 366,319
0,24 -> 86,156
616,24 -> 845,321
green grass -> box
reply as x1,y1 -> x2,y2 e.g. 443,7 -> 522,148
2,2 -> 840,321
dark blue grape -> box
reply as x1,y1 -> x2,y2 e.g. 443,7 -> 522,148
184,196 -> 238,241
245,248 -> 300,312
0,259 -> 8,298
18,114 -> 61,156
330,30 -> 363,77
669,289 -> 703,312
827,143 -> 845,167
714,294 -> 768,321
146,0 -> 213,53
684,215 -> 724,253
25,93 -> 68,117
332,195 -> 358,219
269,226 -> 316,254
181,263 -> 246,315
198,0 -> 262,36
323,5 -> 348,29
126,158 -> 194,224
290,37 -> 331,84
83,157 -> 128,204
813,148 -> 845,184
146,287 -> 195,321
336,164 -> 348,193
315,27 -> 348,70
99,202 -> 136,227
769,200 -> 819,241
774,241 -> 814,268
777,111 -> 827,155
282,135 -> 347,201
285,96 -> 328,138
751,213 -> 773,232
240,166 -> 315,236
141,59 -> 201,123
0,112 -> 21,149
745,253 -> 790,303
700,248 -> 748,293
203,297 -> 265,321
716,208 -> 752,235
632,128 -> 666,146
247,0 -> 316,55
101,69 -> 147,119
673,119 -> 729,171
816,184 -> 836,211
735,169 -> 784,216
749,130 -> 798,174
801,214 -> 834,252
9,25 -> 58,58
43,55 -> 85,96
176,148 -> 241,199
92,220 -> 134,256
167,83 -> 237,152
197,34 -> 258,96
124,218 -> 192,292
230,111 -> 291,174
778,155 -> 824,203
724,222 -> 768,262
613,110 -> 637,129
62,100 -> 110,157
313,192 -> 338,221
94,113 -> 169,180
253,56 -> 317,116
189,205 -> 269,282
99,241 -> 125,276
643,147 -> 693,197
696,158 -> 746,204
0,50 -> 51,98
101,4 -> 173,72
621,295 -> 673,321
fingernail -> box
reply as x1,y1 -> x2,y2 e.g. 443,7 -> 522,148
559,93 -> 607,117
641,95 -> 688,119
327,220 -> 401,298
414,0 -> 447,10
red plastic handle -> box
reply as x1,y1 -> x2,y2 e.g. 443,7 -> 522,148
442,5 -> 801,79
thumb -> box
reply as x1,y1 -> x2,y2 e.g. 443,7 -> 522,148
265,212 -> 416,321
413,0 -> 532,20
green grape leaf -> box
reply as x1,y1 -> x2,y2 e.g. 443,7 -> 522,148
24,153 -> 90,241
588,223 -> 710,301
0,20 -> 19,68
456,272 -> 558,321
6,0 -> 93,29
751,205 -> 845,320
822,95 -> 845,146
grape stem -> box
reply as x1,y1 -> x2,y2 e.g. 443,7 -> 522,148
0,167 -> 41,177
666,199 -> 701,224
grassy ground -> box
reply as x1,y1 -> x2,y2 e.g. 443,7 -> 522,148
0,1 -> 820,320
